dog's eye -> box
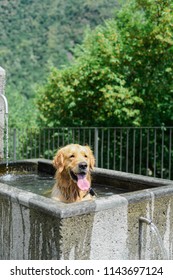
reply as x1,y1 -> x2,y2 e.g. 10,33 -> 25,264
70,154 -> 75,158
84,155 -> 88,158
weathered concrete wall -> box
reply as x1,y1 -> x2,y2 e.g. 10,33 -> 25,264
127,192 -> 173,259
0,190 -> 61,260
0,163 -> 173,260
59,192 -> 173,260
60,196 -> 129,260
0,184 -> 173,260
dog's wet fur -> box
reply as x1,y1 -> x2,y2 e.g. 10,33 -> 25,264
52,144 -> 95,203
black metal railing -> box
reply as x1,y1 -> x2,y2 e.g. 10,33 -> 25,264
4,126 -> 173,180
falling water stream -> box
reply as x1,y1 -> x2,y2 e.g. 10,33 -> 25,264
139,216 -> 168,260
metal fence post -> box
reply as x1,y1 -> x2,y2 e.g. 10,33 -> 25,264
0,66 -> 6,159
13,128 -> 16,161
94,128 -> 99,167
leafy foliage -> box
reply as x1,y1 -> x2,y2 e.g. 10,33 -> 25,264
37,0 -> 173,127
37,21 -> 143,127
0,0 -> 118,99
116,0 -> 173,125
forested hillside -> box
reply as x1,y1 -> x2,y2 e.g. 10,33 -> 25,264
0,0 -> 118,99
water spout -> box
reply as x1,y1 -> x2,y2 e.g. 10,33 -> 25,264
139,216 -> 168,260
139,216 -> 152,225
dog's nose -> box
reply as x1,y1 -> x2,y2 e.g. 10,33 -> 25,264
78,162 -> 87,170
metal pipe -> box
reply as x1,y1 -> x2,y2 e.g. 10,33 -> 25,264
139,216 -> 168,260
94,128 -> 99,167
139,216 -> 152,225
138,217 -> 152,260
139,216 -> 152,259
0,94 -> 8,114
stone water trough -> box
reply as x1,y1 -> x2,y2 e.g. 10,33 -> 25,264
0,159 -> 173,260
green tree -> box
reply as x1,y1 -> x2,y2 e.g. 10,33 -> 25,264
116,0 -> 173,125
37,0 -> 173,127
37,21 -> 143,127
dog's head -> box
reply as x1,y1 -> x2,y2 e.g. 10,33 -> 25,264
53,144 -> 95,191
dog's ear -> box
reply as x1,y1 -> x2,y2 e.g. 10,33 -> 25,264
86,146 -> 95,169
53,149 -> 64,173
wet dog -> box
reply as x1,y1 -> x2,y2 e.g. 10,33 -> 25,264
52,144 -> 95,203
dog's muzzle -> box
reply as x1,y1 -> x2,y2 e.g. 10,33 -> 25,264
69,162 -> 90,191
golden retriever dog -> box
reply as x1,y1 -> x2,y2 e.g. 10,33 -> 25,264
52,144 -> 95,203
